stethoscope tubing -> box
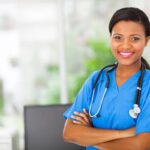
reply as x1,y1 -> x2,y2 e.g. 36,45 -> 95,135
89,63 -> 145,119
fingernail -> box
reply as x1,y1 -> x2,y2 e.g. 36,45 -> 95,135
74,111 -> 78,114
83,108 -> 86,111
71,115 -> 74,118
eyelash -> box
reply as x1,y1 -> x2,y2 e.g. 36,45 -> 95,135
113,36 -> 140,42
114,36 -> 121,40
132,37 -> 140,41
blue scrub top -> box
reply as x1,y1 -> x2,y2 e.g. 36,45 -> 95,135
64,68 -> 150,150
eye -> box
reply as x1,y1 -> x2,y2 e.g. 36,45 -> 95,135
131,36 -> 140,42
113,35 -> 123,41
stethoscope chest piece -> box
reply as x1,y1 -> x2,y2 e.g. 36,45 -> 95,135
129,104 -> 141,119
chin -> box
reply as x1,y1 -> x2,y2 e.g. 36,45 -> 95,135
117,59 -> 141,67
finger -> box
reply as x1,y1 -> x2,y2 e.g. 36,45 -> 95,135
74,111 -> 88,118
83,108 -> 89,116
71,115 -> 86,123
82,109 -> 91,125
74,112 -> 90,124
71,115 -> 87,125
74,112 -> 88,121
72,120 -> 82,125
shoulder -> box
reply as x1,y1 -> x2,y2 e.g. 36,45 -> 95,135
144,69 -> 150,77
87,69 -> 106,85
82,69 -> 106,91
143,69 -> 150,85
140,69 -> 150,106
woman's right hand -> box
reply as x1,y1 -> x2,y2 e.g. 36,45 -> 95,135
71,108 -> 92,127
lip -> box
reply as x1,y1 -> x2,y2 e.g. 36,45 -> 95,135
118,51 -> 134,58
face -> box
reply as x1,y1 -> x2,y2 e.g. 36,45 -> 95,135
111,20 -> 149,67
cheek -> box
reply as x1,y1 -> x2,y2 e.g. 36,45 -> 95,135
133,43 -> 145,54
111,41 -> 146,53
111,41 -> 118,54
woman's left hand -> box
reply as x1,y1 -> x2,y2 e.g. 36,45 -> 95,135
71,108 -> 92,127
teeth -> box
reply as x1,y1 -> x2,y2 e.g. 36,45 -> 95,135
120,52 -> 132,57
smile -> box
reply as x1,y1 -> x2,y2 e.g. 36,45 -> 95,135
118,52 -> 134,58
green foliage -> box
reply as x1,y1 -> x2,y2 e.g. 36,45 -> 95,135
85,40 -> 114,73
47,64 -> 59,72
69,39 -> 114,102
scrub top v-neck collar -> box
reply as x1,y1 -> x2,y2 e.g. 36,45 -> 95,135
112,69 -> 141,93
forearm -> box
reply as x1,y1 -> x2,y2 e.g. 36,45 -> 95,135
63,119 -> 132,146
95,135 -> 141,150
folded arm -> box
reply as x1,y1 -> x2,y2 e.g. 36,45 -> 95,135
63,109 -> 135,146
95,133 -> 150,150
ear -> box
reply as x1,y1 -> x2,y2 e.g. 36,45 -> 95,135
145,36 -> 150,46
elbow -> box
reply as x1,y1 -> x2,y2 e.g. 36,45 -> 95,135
63,121 -> 75,142
63,127 -> 86,147
63,128 -> 72,142
63,119 -> 80,144
63,128 -> 76,143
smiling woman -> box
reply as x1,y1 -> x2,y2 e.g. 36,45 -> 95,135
63,7 -> 150,150
111,21 -> 149,67
110,20 -> 149,87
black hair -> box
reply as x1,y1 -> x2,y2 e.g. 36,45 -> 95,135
109,7 -> 150,36
141,57 -> 150,69
109,7 -> 150,69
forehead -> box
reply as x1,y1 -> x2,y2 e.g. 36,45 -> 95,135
112,21 -> 145,35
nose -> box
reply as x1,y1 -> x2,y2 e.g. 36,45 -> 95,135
120,39 -> 132,50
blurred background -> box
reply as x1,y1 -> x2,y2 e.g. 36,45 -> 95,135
0,0 -> 149,149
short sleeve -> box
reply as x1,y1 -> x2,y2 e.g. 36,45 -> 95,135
63,71 -> 98,119
136,92 -> 150,134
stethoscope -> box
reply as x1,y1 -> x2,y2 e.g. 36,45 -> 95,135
89,63 -> 145,119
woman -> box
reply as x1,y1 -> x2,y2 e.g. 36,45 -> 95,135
63,7 -> 150,150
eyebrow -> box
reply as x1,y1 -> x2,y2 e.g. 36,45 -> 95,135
112,33 -> 144,37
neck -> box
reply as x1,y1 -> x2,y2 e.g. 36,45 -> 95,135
116,61 -> 141,78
